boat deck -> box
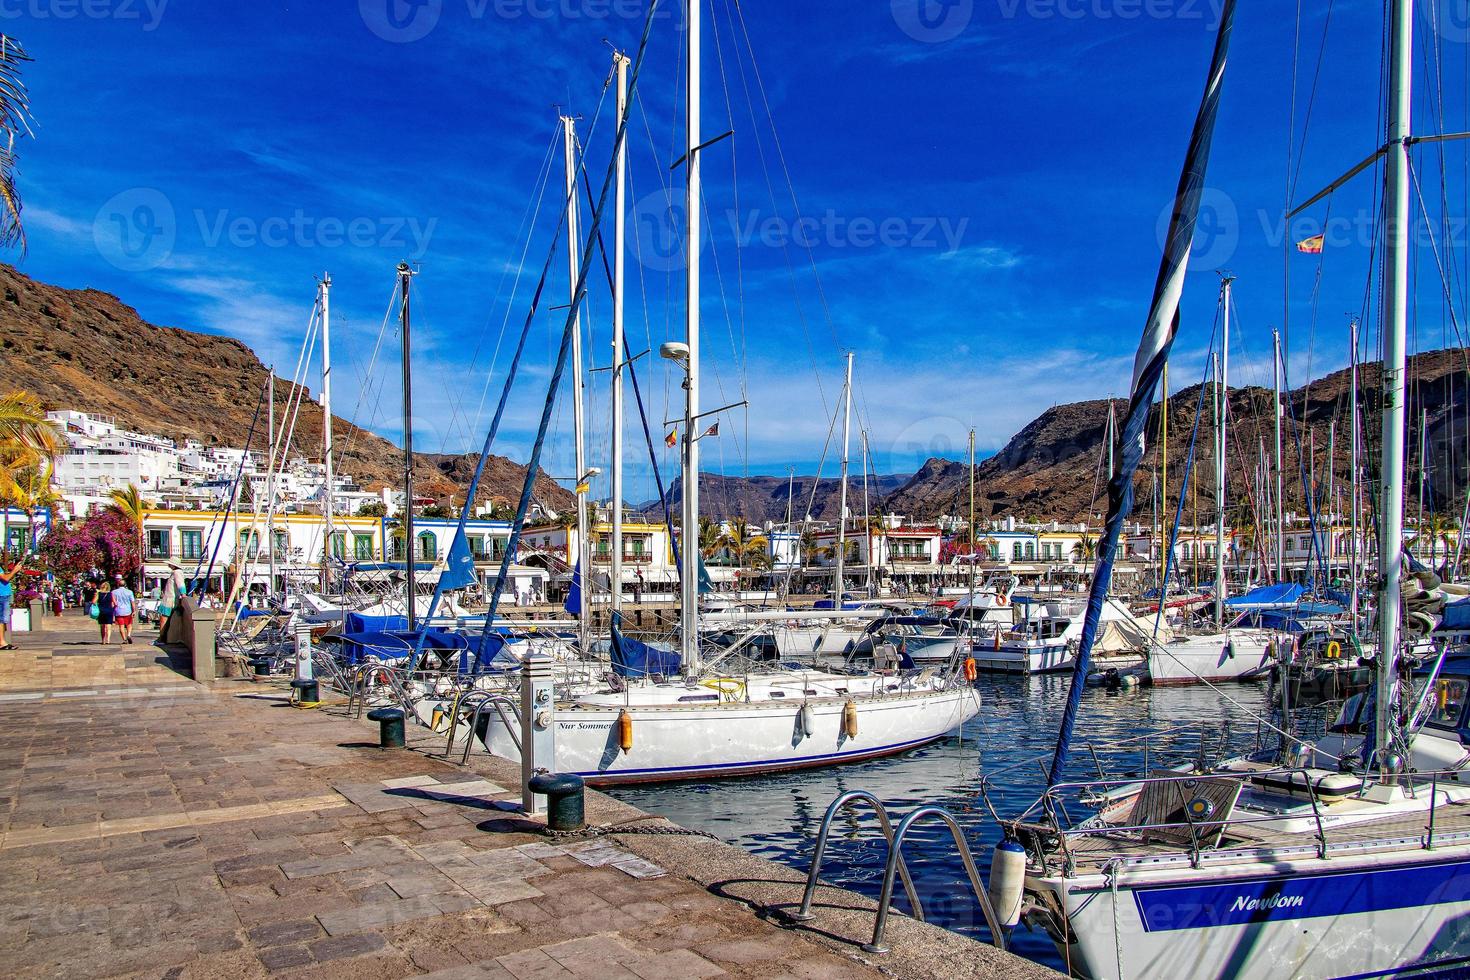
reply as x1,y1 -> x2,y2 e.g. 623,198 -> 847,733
1043,774 -> 1470,877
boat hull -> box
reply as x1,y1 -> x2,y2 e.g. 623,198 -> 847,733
971,641 -> 1073,674
483,686 -> 981,785
1033,848 -> 1470,980
1148,631 -> 1274,685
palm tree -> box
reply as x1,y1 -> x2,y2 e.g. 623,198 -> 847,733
0,391 -> 60,550
698,518 -> 723,560
108,483 -> 148,586
1417,513 -> 1460,573
719,517 -> 768,568
0,37 -> 32,252
1071,533 -> 1098,563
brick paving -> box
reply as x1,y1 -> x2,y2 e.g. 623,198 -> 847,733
0,616 -> 905,980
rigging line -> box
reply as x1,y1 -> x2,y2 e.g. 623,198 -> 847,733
195,378 -> 267,591
1406,158 -> 1470,357
334,281 -> 401,476
726,0 -> 830,417
462,127 -> 562,449
477,0 -> 663,659
1286,0 -> 1338,203
710,0 -> 750,409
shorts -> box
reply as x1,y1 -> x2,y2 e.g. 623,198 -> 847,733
0,596 -> 10,622
114,614 -> 134,627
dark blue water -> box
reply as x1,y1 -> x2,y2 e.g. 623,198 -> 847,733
608,675 -> 1277,973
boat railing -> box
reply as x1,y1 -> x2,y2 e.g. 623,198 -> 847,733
445,690 -> 522,764
794,792 -> 1006,954
1002,765 -> 1470,877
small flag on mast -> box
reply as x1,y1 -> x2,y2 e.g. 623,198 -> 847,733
702,422 -> 720,438
664,429 -> 677,448
574,480 -> 590,495
1296,234 -> 1325,254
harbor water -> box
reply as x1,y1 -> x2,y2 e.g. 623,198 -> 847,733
609,674 -> 1281,973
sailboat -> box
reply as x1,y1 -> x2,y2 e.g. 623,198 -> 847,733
469,9 -> 980,784
987,3 -> 1470,977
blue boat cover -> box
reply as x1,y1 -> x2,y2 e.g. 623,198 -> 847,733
609,612 -> 681,678
1224,584 -> 1306,609
1442,599 -> 1470,631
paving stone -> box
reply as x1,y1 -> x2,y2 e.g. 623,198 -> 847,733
381,775 -> 443,789
625,949 -> 726,980
308,930 -> 389,962
316,894 -> 451,936
257,944 -> 314,972
247,919 -> 325,947
497,947 -> 578,980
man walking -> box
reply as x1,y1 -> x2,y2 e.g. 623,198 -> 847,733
0,559 -> 20,650
111,574 -> 137,645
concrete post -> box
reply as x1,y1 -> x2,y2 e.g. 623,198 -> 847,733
293,620 -> 314,682
191,606 -> 217,683
520,655 -> 557,815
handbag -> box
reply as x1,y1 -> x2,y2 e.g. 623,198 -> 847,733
87,602 -> 99,619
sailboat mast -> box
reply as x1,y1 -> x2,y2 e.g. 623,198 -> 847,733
1351,320 -> 1361,629
1216,275 -> 1233,625
611,52 -> 629,617
267,366 -> 276,597
861,429 -> 872,597
562,115 -> 591,655
1273,328 -> 1284,581
679,0 -> 702,674
968,427 -> 977,606
398,261 -> 417,631
834,353 -> 853,605
1377,0 -> 1414,777
320,274 -> 335,594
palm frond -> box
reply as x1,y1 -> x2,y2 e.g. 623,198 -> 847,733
0,36 -> 33,255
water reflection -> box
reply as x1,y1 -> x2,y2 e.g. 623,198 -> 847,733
608,675 -> 1274,972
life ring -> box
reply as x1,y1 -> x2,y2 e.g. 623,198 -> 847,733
700,678 -> 746,701
998,593 -> 1008,606
1325,640 -> 1342,661
964,657 -> 978,682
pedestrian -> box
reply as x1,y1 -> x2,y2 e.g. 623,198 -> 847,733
111,574 -> 137,645
158,560 -> 185,634
0,558 -> 21,650
633,570 -> 644,605
50,586 -> 62,618
96,581 -> 116,644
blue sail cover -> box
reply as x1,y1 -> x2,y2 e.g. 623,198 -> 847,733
609,611 -> 681,678
1225,584 -> 1307,610
565,559 -> 583,616
438,528 -> 477,591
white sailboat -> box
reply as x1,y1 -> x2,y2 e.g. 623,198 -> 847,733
469,13 -> 980,784
993,4 -> 1470,977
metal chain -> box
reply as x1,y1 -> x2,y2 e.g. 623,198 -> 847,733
543,820 -> 720,843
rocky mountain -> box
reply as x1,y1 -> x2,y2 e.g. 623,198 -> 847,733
883,348 -> 1470,522
0,264 -> 575,513
641,472 -> 911,523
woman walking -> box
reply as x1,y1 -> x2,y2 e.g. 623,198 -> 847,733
96,581 -> 116,644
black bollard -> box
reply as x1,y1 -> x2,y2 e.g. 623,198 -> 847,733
289,678 -> 320,705
366,707 -> 407,749
528,772 -> 586,832
250,659 -> 271,677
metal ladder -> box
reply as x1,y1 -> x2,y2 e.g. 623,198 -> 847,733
796,791 -> 1007,955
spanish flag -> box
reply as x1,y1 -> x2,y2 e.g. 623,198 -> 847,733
665,428 -> 677,448
1296,234 -> 1325,254
574,480 -> 590,495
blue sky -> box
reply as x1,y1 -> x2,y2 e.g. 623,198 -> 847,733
12,0 -> 1470,506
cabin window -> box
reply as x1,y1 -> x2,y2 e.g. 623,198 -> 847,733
1429,678 -> 1470,729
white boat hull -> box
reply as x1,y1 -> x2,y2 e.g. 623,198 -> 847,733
1034,847 -> 1470,979
482,686 -> 981,785
1148,631 -> 1275,685
972,641 -> 1072,674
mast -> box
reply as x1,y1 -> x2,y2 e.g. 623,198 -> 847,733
1161,361 -> 1169,591
610,51 -> 629,617
398,261 -> 418,630
834,353 -> 854,605
320,274 -> 335,594
1215,275 -> 1232,625
562,114 -> 591,655
968,427 -> 977,607
1273,328 -> 1285,581
1350,320 -> 1361,629
679,0 -> 702,673
267,366 -> 276,597
1377,0 -> 1413,777
861,429 -> 872,597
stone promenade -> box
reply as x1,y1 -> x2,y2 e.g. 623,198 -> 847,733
0,613 -> 1058,980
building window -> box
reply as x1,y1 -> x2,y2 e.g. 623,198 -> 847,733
239,530 -> 259,558
1025,543 -> 1035,559
1013,543 -> 1023,560
354,534 -> 374,559
181,529 -> 203,561
146,528 -> 171,559
470,535 -> 488,559
329,533 -> 346,559
595,536 -> 611,558
272,530 -> 289,558
417,532 -> 436,560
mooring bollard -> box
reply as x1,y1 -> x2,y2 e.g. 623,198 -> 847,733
250,658 -> 270,677
290,678 -> 320,706
528,772 -> 585,832
366,707 -> 407,749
